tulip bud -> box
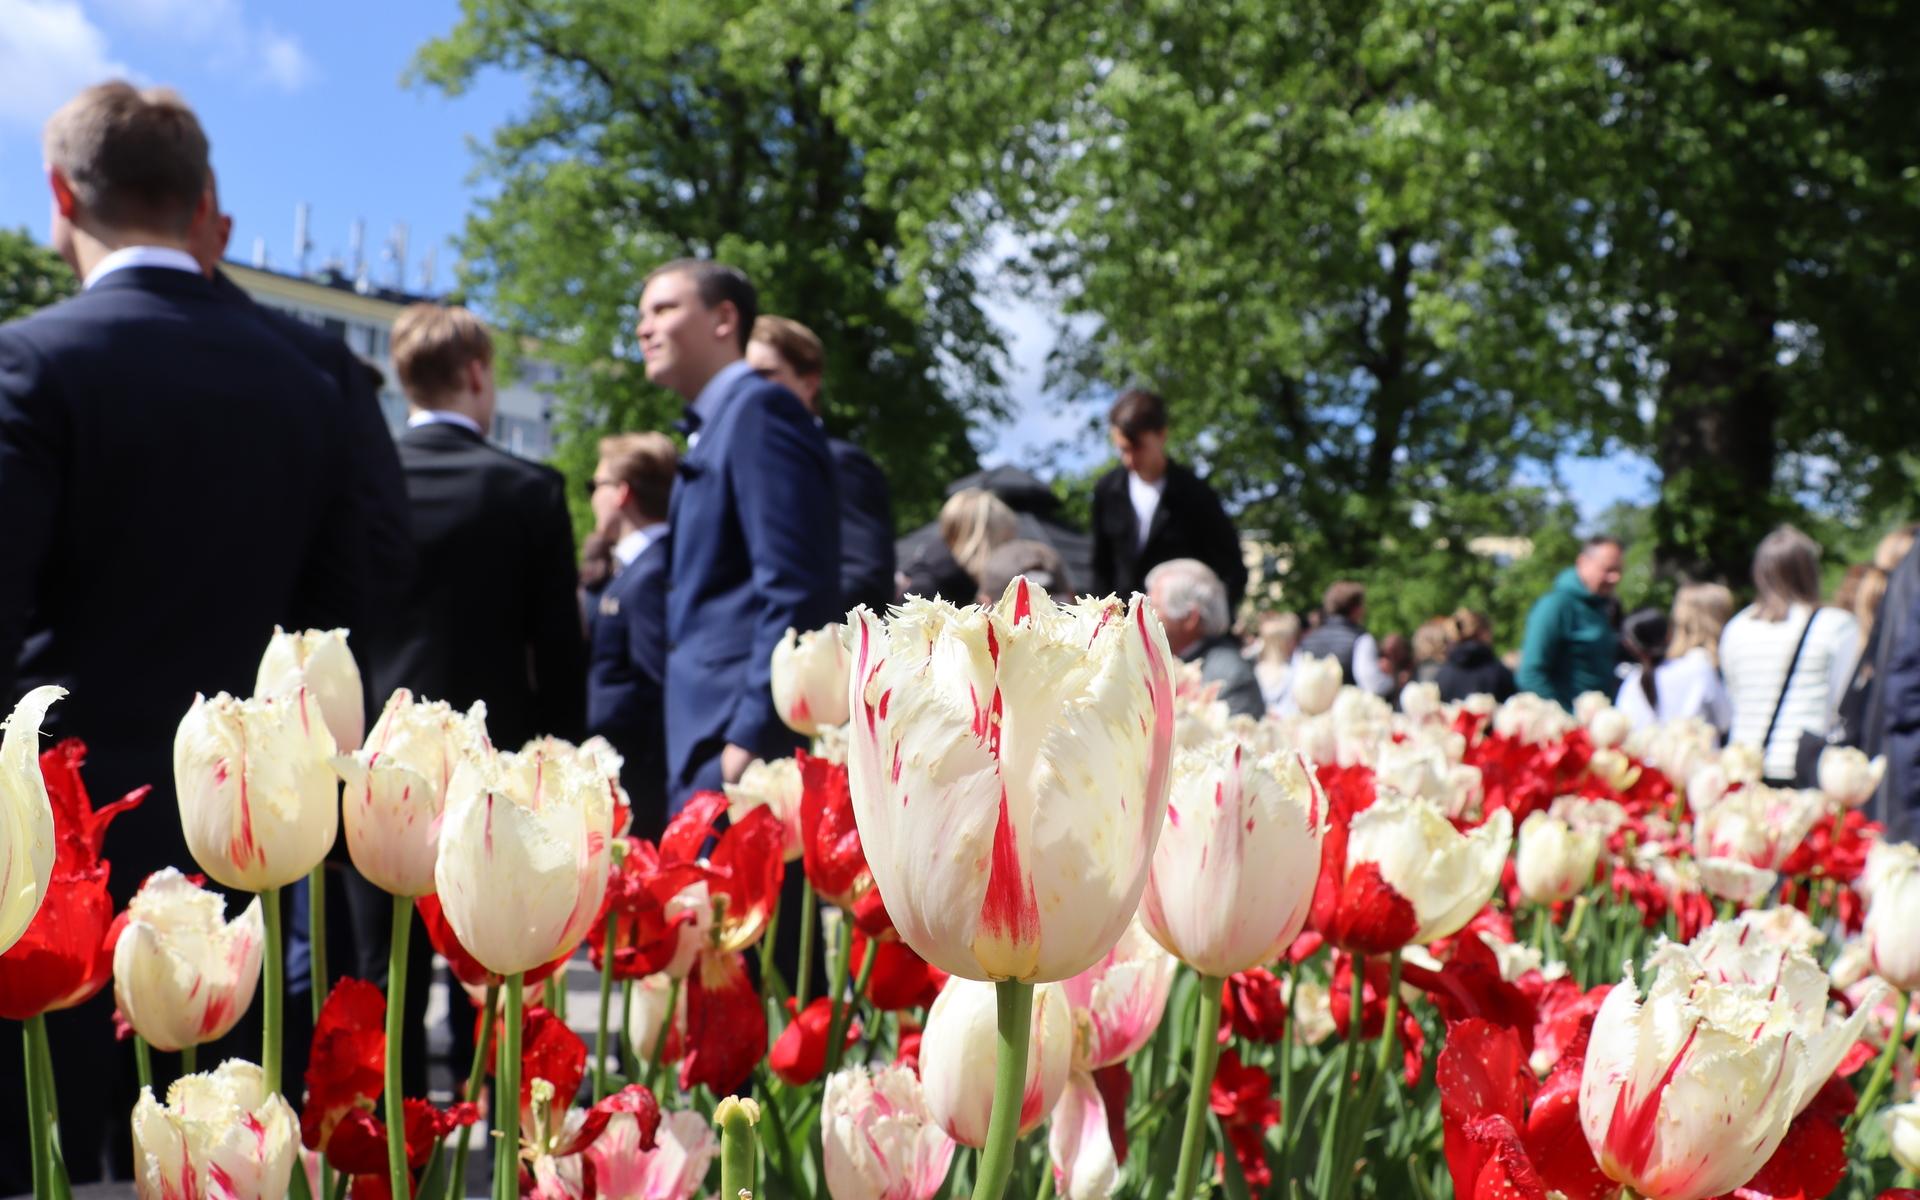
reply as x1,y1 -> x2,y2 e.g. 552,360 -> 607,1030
1867,840 -> 1920,991
174,690 -> 338,892
1290,654 -> 1341,716
822,1063 -> 957,1200
724,757 -> 804,862
1141,739 -> 1324,977
1399,681 -> 1441,722
1514,812 -> 1601,906
132,1060 -> 298,1200
919,977 -> 1072,1148
772,623 -> 852,736
1573,691 -> 1611,726
331,691 -> 488,897
433,744 -> 617,976
846,581 -> 1176,984
113,869 -> 264,1052
254,626 -> 365,752
1888,1102 -> 1920,1175
1692,783 -> 1824,873
1058,918 -> 1175,1070
1720,742 -> 1765,785
0,686 -> 62,956
1341,795 -> 1512,946
1586,748 -> 1641,793
1579,922 -> 1877,1200
1586,704 -> 1630,750
1818,746 -> 1886,810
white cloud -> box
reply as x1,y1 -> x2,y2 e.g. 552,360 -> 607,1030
95,0 -> 316,93
0,0 -> 131,129
255,29 -> 314,92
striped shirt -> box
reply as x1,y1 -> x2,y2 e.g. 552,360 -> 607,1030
1720,603 -> 1860,781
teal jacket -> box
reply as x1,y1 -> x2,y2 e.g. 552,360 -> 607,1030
1516,567 -> 1619,710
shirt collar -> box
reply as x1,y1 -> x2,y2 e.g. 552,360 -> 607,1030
407,410 -> 487,437
83,245 -> 202,290
614,521 -> 669,568
683,359 -> 758,440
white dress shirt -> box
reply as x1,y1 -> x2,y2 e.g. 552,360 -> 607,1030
613,521 -> 669,569
1127,470 -> 1166,552
407,410 -> 487,437
83,245 -> 201,290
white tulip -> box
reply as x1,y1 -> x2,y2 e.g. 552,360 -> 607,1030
1818,746 -> 1886,810
724,756 -> 804,862
1343,794 -> 1513,944
772,623 -> 852,736
132,1060 -> 297,1200
0,686 -> 62,956
822,1063 -> 956,1200
254,626 -> 365,752
174,690 -> 338,892
1515,811 -> 1601,906
113,869 -> 264,1051
1290,654 -> 1341,716
919,977 -> 1071,1148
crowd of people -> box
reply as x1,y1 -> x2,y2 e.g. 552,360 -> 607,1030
5,79 -> 1920,1184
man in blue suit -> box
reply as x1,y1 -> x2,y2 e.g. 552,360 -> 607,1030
637,261 -> 841,806
586,431 -> 677,833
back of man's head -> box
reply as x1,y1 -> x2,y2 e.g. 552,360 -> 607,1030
44,82 -> 209,238
392,304 -> 493,409
1323,580 -> 1366,619
599,431 -> 679,522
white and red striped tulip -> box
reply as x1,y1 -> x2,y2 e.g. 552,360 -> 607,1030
1058,917 -> 1176,1070
331,690 -> 489,896
254,626 -> 365,753
131,1060 -> 298,1200
174,690 -> 338,892
1140,738 -> 1324,977
772,623 -> 852,736
845,579 -> 1176,984
113,869 -> 264,1051
0,686 -> 61,956
821,1063 -> 956,1200
1866,840 -> 1920,991
919,977 -> 1072,1148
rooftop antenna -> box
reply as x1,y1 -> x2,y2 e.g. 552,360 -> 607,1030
349,219 -> 367,289
293,202 -> 313,275
384,222 -> 409,289
251,236 -> 267,269
419,246 -> 437,294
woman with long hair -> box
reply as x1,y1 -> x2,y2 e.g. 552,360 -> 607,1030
1435,608 -> 1516,703
1617,585 -> 1733,735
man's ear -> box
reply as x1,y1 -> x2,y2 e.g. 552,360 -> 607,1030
466,357 -> 490,396
713,299 -> 740,346
47,167 -> 78,219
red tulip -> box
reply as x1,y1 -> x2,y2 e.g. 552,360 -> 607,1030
416,892 -> 570,994
589,838 -> 704,980
797,751 -> 876,910
1209,1050 -> 1278,1190
1435,1017 -> 1609,1200
664,792 -> 785,953
0,738 -> 145,1020
1329,952 -> 1427,1088
853,930 -> 946,1012
1219,968 -> 1288,1045
769,996 -> 859,1085
679,950 -> 765,1096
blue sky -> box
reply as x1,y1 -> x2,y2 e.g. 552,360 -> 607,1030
0,0 -> 1656,521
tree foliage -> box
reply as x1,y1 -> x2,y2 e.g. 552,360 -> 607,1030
0,229 -> 74,324
410,0 -> 1008,530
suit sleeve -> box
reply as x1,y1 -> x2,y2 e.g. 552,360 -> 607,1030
1515,595 -> 1562,702
528,473 -> 588,741
341,356 -> 415,608
727,398 -> 841,751
835,445 -> 896,613
0,331 -> 64,704
1089,482 -> 1117,597
1193,476 -> 1248,611
287,368 -> 370,636
1883,585 -> 1920,825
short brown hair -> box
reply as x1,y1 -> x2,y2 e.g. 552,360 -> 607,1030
44,82 -> 209,236
598,432 -> 678,520
644,259 -> 757,352
391,304 -> 493,406
751,314 -> 824,377
1751,524 -> 1822,622
1322,580 -> 1366,618
1108,389 -> 1168,439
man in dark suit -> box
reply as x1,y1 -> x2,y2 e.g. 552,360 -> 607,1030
1089,388 -> 1247,610
638,261 -> 840,805
747,314 -> 895,613
586,431 -> 676,836
0,81 -> 364,1185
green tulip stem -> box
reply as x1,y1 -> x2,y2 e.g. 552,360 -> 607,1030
24,1016 -> 53,1200
384,895 -> 414,1200
492,973 -> 525,1200
971,980 -> 1035,1200
133,1036 -> 154,1094
1171,975 -> 1226,1199
180,1044 -> 196,1076
309,863 -> 329,1022
261,886 -> 284,1096
717,1097 -> 761,1199
794,881 -> 818,1010
444,981 -> 497,1200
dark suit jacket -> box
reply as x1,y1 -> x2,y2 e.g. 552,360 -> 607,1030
587,534 -> 669,832
666,363 -> 840,802
830,435 -> 895,614
214,270 -> 414,629
1089,460 -> 1247,609
0,266 -> 364,900
366,421 -> 585,752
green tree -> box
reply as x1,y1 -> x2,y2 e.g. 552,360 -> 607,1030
0,229 -> 74,323
410,0 -> 1007,532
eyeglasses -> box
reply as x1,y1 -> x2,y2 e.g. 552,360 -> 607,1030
584,477 -> 617,497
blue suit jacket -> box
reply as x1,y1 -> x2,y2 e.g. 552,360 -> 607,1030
829,436 -> 896,613
588,535 -> 670,829
666,365 -> 840,801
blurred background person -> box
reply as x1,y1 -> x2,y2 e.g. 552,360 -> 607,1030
1252,610 -> 1302,715
1517,535 -> 1624,710
578,529 -> 616,630
1297,580 -> 1393,696
585,432 -> 676,834
1146,558 -> 1262,717
936,486 -> 1018,599
1617,584 -> 1733,734
1412,616 -> 1452,686
1436,609 -> 1516,703
1721,525 -> 1859,786
977,537 -> 1074,605
1379,632 -> 1415,708
1090,388 -> 1246,609
748,315 -> 895,614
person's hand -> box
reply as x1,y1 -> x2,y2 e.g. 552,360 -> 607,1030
721,743 -> 755,784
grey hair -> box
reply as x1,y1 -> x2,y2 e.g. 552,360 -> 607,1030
1146,558 -> 1230,636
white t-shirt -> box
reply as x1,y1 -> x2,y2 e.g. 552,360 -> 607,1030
1720,604 -> 1860,781
1615,647 -> 1731,737
1128,471 -> 1166,552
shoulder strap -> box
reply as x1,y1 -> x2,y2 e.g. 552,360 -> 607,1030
1760,610 -> 1819,758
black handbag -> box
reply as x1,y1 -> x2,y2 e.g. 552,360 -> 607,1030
1758,610 -> 1819,788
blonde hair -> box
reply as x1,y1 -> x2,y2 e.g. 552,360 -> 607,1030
597,432 -> 678,520
1875,524 -> 1919,573
939,489 -> 1017,582
1447,608 -> 1492,644
1855,565 -> 1890,648
1668,583 -> 1733,665
1412,616 -> 1452,664
1257,611 -> 1301,665
391,304 -> 494,406
1751,525 -> 1822,622
750,314 -> 824,377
